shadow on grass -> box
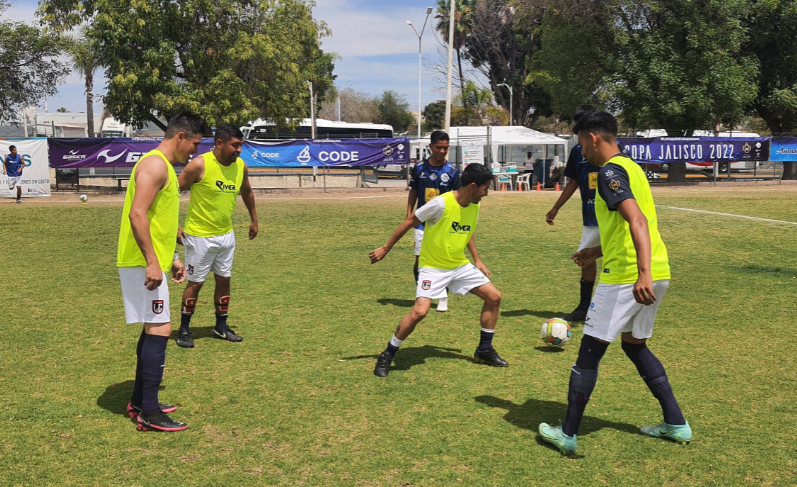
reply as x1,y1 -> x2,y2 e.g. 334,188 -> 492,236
501,309 -> 566,318
739,264 -> 797,276
97,380 -> 135,416
172,325 -> 241,344
342,345 -> 474,371
376,298 -> 415,308
534,346 -> 565,353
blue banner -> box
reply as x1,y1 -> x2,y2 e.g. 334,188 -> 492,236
241,138 -> 410,167
770,137 -> 797,161
618,137 -> 770,163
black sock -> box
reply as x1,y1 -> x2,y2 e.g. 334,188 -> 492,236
383,335 -> 403,359
622,341 -> 686,425
562,335 -> 609,437
140,334 -> 168,414
477,328 -> 494,351
578,279 -> 595,310
131,328 -> 146,405
180,311 -> 193,332
215,313 -> 228,332
413,267 -> 419,283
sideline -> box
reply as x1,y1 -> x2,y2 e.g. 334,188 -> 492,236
657,205 -> 797,226
2,194 -> 407,205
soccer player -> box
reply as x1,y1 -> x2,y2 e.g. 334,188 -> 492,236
407,130 -> 461,312
3,145 -> 24,203
175,124 -> 258,348
370,163 -> 507,378
545,105 -> 599,323
117,112 -> 206,432
539,111 -> 690,454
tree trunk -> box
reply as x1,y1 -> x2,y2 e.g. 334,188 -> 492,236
85,74 -> 94,136
784,162 -> 797,180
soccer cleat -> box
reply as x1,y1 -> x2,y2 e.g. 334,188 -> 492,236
538,423 -> 578,454
213,327 -> 243,342
560,307 -> 588,323
473,347 -> 509,367
16,199 -> 21,204
640,421 -> 692,444
436,297 -> 449,312
373,352 -> 393,377
136,410 -> 188,432
176,329 -> 194,348
126,401 -> 177,418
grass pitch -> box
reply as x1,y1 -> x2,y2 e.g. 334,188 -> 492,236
0,186 -> 795,485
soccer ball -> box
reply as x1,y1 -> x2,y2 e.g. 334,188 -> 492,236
80,194 -> 88,203
541,318 -> 572,347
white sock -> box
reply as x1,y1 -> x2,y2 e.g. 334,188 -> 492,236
481,328 -> 495,334
389,335 -> 404,348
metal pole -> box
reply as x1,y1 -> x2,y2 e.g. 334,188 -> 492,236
21,109 -> 27,137
309,82 -> 316,139
444,0 -> 455,132
418,37 -> 422,137
509,88 -> 513,126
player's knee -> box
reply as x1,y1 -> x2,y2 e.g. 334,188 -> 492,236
486,289 -> 502,307
412,303 -> 430,320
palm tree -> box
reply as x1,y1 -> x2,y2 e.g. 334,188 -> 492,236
454,80 -> 493,125
436,0 -> 475,120
68,31 -> 103,136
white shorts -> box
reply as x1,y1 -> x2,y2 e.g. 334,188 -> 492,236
119,267 -> 171,324
7,176 -> 20,190
414,228 -> 424,256
583,281 -> 670,342
184,231 -> 236,282
417,263 -> 491,300
578,226 -> 601,251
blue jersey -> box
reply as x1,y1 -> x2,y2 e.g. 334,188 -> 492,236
409,159 -> 461,229
563,145 -> 599,227
4,153 -> 22,177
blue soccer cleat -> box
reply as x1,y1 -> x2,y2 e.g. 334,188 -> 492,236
538,423 -> 578,454
640,421 -> 692,444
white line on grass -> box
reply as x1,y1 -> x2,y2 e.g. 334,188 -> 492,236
7,194 -> 407,205
657,206 -> 797,226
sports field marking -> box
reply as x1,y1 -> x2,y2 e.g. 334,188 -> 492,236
5,194 -> 406,204
658,205 -> 797,226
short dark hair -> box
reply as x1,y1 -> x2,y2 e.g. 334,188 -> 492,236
8,145 -> 16,151
430,130 -> 449,145
165,112 -> 207,139
573,110 -> 618,142
571,105 -> 597,134
461,163 -> 494,187
214,123 -> 244,142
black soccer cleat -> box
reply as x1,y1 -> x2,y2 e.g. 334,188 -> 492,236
127,401 -> 177,419
176,329 -> 195,348
560,307 -> 588,323
473,347 -> 509,367
373,352 -> 393,377
213,327 -> 242,342
136,410 -> 188,432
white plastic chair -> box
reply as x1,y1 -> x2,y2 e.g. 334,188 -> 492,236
515,173 -> 531,191
497,173 -> 513,191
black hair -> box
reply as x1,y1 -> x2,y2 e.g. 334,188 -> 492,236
571,105 -> 597,134
165,112 -> 207,139
8,145 -> 16,151
572,110 -> 618,142
430,130 -> 449,145
214,123 -> 244,142
461,163 -> 494,187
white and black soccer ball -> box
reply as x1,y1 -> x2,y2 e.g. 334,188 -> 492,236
541,318 -> 572,347
80,194 -> 88,203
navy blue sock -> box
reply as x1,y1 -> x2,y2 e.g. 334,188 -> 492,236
180,312 -> 193,332
578,279 -> 595,310
383,335 -> 403,359
477,328 -> 495,351
215,313 -> 228,332
622,341 -> 686,425
140,334 -> 168,414
562,335 -> 609,437
131,328 -> 146,405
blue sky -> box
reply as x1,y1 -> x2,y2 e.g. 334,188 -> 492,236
5,0 -> 452,115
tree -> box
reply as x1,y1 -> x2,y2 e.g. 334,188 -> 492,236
318,86 -> 379,123
0,1 -> 69,123
40,0 -> 333,131
422,100 -> 446,132
56,107 -> 68,112
67,30 -> 103,136
377,91 -> 414,133
454,80 -> 493,124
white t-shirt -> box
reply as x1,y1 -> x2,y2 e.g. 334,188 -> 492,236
524,157 -> 535,171
415,195 -> 446,225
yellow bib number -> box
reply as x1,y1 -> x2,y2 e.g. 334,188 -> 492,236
588,173 -> 598,190
424,188 -> 440,202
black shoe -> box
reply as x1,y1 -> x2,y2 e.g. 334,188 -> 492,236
373,352 -> 393,377
560,308 -> 588,323
15,199 -> 21,204
176,329 -> 194,348
136,410 -> 188,432
474,347 -> 509,367
213,327 -> 242,342
127,401 -> 177,418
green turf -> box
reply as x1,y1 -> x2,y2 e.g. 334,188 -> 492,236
1,187 -> 795,485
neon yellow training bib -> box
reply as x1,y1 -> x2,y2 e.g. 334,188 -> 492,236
184,151 -> 245,238
595,155 -> 671,284
117,150 -> 180,273
419,191 -> 479,270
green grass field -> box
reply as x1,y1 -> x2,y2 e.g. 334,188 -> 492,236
1,186 -> 795,485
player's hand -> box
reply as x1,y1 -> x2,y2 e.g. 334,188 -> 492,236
176,226 -> 185,246
144,263 -> 163,290
171,259 -> 186,284
474,260 -> 492,277
633,273 -> 656,305
546,207 -> 559,225
369,246 -> 389,264
571,248 -> 598,268
249,221 -> 259,240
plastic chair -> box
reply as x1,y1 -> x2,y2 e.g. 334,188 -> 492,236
515,173 -> 531,191
497,173 -> 513,191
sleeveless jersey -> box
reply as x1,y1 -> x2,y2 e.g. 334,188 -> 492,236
5,153 -> 23,177
409,159 -> 461,230
184,151 -> 245,237
117,150 -> 180,272
418,191 -> 479,270
595,155 -> 670,284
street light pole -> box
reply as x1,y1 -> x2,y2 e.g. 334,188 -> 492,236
407,7 -> 433,138
444,0 -> 455,132
497,83 -> 513,126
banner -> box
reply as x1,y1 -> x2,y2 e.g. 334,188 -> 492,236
0,138 -> 50,197
242,138 -> 410,167
462,140 -> 484,167
770,137 -> 797,161
618,137 -> 770,163
49,137 -> 215,168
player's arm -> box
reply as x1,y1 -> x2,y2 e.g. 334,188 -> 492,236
406,188 -> 418,218
240,165 -> 259,240
128,156 -> 169,290
369,215 -> 422,264
177,154 -> 205,192
2,156 -> 7,175
546,178 -> 579,225
616,198 -> 656,305
467,235 -> 491,277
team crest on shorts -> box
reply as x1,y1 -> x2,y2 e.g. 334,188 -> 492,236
152,300 -> 164,314
188,265 -> 194,275
422,280 -> 431,290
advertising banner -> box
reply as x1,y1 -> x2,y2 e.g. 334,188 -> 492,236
49,137 -> 215,168
462,140 -> 485,167
769,137 -> 797,161
618,137 -> 770,163
242,138 -> 410,167
0,138 -> 50,197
